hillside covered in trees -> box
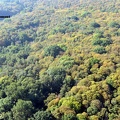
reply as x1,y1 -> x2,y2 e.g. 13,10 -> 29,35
0,0 -> 120,119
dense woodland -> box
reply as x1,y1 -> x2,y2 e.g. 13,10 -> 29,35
0,0 -> 120,119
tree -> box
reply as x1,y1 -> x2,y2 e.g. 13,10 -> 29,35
44,45 -> 63,58
89,58 -> 100,68
90,22 -> 100,28
94,46 -> 106,54
92,39 -> 103,46
59,56 -> 75,69
77,113 -> 87,120
71,16 -> 79,21
44,67 -> 66,93
100,38 -> 112,47
62,114 -> 77,120
81,11 -> 91,17
0,97 -> 13,113
108,21 -> 120,28
18,32 -> 30,43
5,83 -> 26,101
87,106 -> 98,115
12,99 -> 34,120
58,96 -> 81,113
32,110 -> 56,120
91,99 -> 102,110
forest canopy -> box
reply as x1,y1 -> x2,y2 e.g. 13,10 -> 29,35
0,0 -> 120,120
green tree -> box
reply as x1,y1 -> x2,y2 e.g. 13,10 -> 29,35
62,114 -> 77,120
32,110 -> 56,120
12,99 -> 34,120
59,56 -> 75,69
18,32 -> 30,43
108,21 -> 120,28
44,45 -> 63,58
71,16 -> 79,21
89,58 -> 100,68
58,96 -> 81,112
87,106 -> 98,115
94,46 -> 106,54
81,11 -> 91,17
90,22 -> 100,28
100,38 -> 112,47
77,113 -> 87,120
0,97 -> 13,113
43,67 -> 66,93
